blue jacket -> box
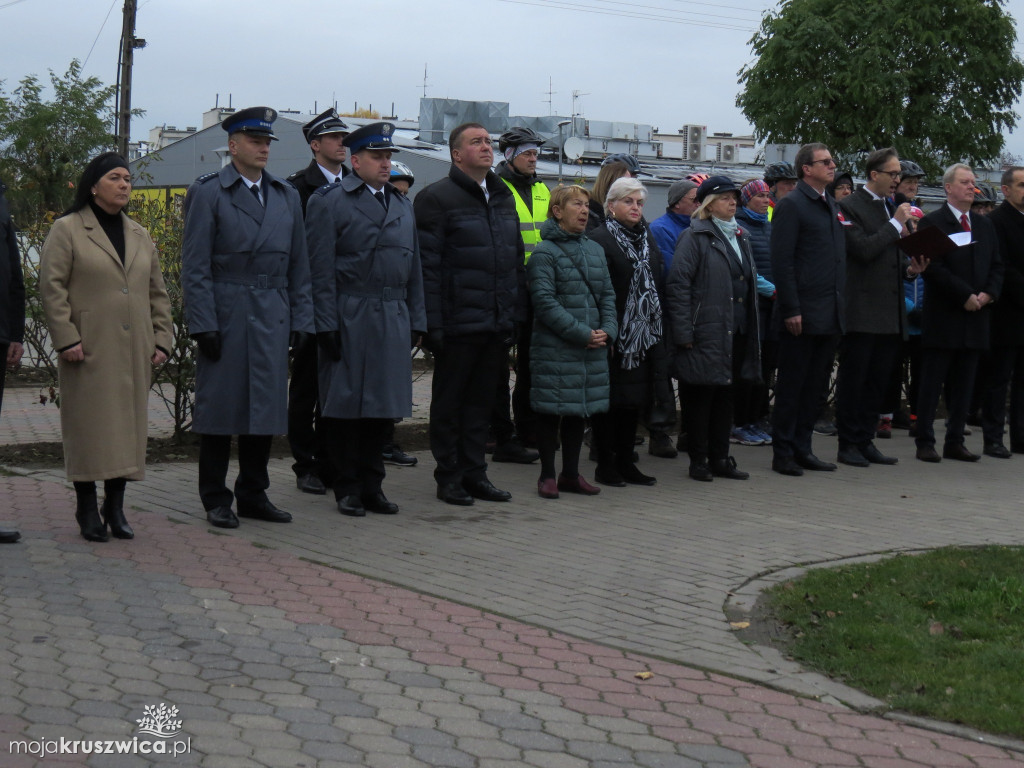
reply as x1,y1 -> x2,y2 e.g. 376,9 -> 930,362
649,210 -> 690,278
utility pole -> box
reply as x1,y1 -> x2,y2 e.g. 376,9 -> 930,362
114,0 -> 146,158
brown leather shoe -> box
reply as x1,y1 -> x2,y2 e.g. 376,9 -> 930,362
943,443 -> 980,462
915,445 -> 941,463
537,478 -> 559,499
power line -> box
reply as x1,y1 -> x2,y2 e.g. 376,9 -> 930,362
495,0 -> 755,31
592,0 -> 762,21
83,0 -> 120,69
0,0 -> 33,9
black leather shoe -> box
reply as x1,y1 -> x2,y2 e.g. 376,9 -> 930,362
689,461 -> 713,482
796,453 -> 837,471
492,438 -> 540,464
984,442 -> 1012,459
337,495 -> 367,517
772,456 -> 804,476
837,446 -> 869,467
618,463 -> 656,486
648,432 -> 678,459
916,445 -> 941,463
463,478 -> 512,502
0,529 -> 21,543
76,487 -> 109,542
860,442 -> 898,465
207,506 -> 239,528
437,482 -> 475,506
943,443 -> 981,462
362,492 -> 399,515
711,456 -> 749,480
237,500 -> 293,523
296,474 -> 327,495
594,465 -> 627,487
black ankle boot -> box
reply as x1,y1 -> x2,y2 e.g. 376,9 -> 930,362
74,483 -> 108,542
102,481 -> 133,539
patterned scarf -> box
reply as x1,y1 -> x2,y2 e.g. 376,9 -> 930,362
605,219 -> 662,370
713,216 -> 742,263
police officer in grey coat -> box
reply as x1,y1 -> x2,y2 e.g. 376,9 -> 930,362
182,107 -> 314,529
305,123 -> 427,517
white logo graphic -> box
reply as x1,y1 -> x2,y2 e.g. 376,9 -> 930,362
136,703 -> 182,738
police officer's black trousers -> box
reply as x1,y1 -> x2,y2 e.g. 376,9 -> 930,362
198,434 -> 272,510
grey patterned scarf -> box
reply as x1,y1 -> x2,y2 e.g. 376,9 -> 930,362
605,219 -> 662,370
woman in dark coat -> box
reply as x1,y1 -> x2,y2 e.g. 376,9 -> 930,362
588,177 -> 670,486
528,185 -> 618,499
666,176 -> 760,481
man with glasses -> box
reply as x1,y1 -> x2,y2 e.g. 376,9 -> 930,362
769,143 -> 847,475
834,147 -> 923,468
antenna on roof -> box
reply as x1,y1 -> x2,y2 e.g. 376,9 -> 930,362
545,76 -> 556,116
422,63 -> 429,98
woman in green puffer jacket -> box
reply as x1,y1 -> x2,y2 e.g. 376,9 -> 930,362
527,185 -> 618,500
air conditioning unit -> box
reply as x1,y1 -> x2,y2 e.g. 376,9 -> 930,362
683,124 -> 706,163
721,144 -> 737,163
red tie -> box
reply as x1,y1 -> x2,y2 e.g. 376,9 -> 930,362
961,213 -> 971,232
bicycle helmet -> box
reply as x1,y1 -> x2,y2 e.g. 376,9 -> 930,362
974,182 -> 997,203
389,160 -> 415,188
601,153 -> 642,175
764,161 -> 798,184
685,172 -> 709,186
899,159 -> 925,179
498,126 -> 547,154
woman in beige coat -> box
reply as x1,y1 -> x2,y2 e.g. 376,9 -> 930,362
41,153 -> 173,542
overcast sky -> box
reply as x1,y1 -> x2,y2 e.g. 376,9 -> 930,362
5,0 -> 1024,160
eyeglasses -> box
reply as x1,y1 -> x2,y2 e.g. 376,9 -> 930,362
876,170 -> 902,180
809,158 -> 836,167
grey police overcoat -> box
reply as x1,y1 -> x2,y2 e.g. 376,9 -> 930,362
182,163 -> 313,435
305,175 -> 427,419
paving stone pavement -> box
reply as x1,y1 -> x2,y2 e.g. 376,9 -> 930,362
3,470 -> 1024,768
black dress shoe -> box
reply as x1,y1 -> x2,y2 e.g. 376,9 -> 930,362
296,474 -> 327,495
648,432 -> 678,459
984,442 -> 1012,459
618,463 -> 656,486
711,456 -> 749,480
795,453 -> 837,471
915,445 -> 941,462
943,443 -> 980,462
837,446 -> 869,467
362,492 -> 399,515
491,438 -> 540,464
689,461 -> 713,482
207,506 -> 239,528
337,495 -> 367,517
0,529 -> 21,543
237,500 -> 293,523
860,443 -> 898,465
772,456 -> 804,476
462,478 -> 512,502
594,465 -> 627,487
437,482 -> 475,506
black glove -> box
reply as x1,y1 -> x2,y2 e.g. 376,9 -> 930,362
289,330 -> 312,354
422,329 -> 444,356
193,331 -> 221,362
411,330 -> 424,350
316,330 -> 342,361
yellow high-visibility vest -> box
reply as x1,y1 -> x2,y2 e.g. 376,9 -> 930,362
502,178 -> 550,263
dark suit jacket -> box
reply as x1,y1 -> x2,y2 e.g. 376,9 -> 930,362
770,180 -> 846,335
287,160 -> 348,215
839,188 -> 907,336
917,205 -> 1002,350
987,200 -> 1024,347
0,178 -> 25,346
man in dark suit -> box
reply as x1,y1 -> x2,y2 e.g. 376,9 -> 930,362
182,107 -> 314,528
915,163 -> 1003,462
0,177 -> 24,543
285,109 -> 350,496
835,148 -> 924,467
980,166 -> 1024,456
769,143 -> 846,476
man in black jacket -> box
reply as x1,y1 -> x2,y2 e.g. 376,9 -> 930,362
0,177 -> 24,543
982,166 -> 1024,456
769,143 -> 847,476
415,122 -> 526,505
915,164 -> 1003,462
835,147 -> 921,468
285,109 -> 350,496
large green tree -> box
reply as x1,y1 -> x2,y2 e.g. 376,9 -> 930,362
736,0 -> 1024,175
0,59 -> 118,221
